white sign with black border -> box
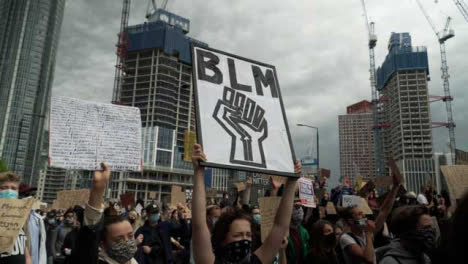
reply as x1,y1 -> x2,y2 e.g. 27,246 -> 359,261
192,45 -> 296,177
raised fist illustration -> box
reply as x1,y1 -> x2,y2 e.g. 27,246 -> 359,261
213,86 -> 268,168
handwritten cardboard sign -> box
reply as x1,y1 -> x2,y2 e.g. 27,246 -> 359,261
235,182 -> 246,192
170,186 -> 186,206
53,189 -> 90,209
120,192 -> 135,209
342,195 -> 361,208
0,198 -> 35,253
206,188 -> 218,198
49,96 -> 142,171
360,198 -> 373,215
357,180 -> 376,198
326,202 -> 337,215
298,177 -> 316,208
259,197 -> 281,242
440,165 -> 468,205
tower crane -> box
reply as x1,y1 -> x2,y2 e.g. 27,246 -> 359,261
360,0 -> 384,177
415,0 -> 457,164
452,0 -> 468,23
146,0 -> 169,18
112,0 -> 131,104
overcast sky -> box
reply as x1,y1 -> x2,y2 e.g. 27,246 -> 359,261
53,0 -> 468,188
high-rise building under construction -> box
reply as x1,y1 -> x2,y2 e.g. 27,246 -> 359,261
109,6 -> 233,202
376,33 -> 434,192
0,0 -> 65,185
339,100 -> 376,185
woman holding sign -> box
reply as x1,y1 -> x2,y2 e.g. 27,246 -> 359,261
191,144 -> 301,264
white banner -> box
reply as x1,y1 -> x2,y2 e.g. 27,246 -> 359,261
192,46 -> 296,177
298,177 -> 316,208
49,97 -> 142,171
342,195 -> 361,208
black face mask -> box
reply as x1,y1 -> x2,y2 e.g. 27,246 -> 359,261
129,218 -> 135,225
323,233 -> 337,249
400,229 -> 436,253
216,240 -> 251,264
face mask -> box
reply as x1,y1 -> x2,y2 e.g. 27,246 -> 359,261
355,218 -> 367,230
291,207 -> 304,226
65,218 -> 74,225
217,240 -> 251,264
106,239 -> 137,263
129,218 -> 135,225
0,189 -> 18,199
150,213 -> 160,224
212,217 -> 219,226
48,219 -> 56,225
400,229 -> 436,253
253,214 -> 261,224
324,233 -> 337,248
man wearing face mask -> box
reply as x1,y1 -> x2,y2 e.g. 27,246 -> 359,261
45,210 -> 59,264
53,209 -> 77,263
0,172 -> 32,264
286,201 -> 310,264
134,204 -> 170,264
206,205 -> 221,234
379,205 -> 433,264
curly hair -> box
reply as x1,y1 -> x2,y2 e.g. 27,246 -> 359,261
212,207 -> 253,251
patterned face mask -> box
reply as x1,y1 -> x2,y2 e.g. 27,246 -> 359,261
106,239 -> 137,263
217,240 -> 252,264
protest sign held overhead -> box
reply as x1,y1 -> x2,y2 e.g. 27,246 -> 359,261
192,45 -> 296,177
342,195 -> 361,207
49,97 -> 142,171
298,177 -> 316,208
259,197 -> 281,242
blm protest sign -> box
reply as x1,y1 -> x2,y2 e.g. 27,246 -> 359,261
192,45 -> 296,177
342,195 -> 361,207
171,186 -> 186,206
259,197 -> 281,242
0,198 -> 35,253
49,97 -> 142,171
298,177 -> 316,208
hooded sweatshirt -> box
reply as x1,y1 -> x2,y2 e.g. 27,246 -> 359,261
378,240 -> 431,264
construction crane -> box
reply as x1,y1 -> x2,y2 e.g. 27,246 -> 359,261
146,0 -> 169,18
360,0 -> 384,177
415,0 -> 457,164
452,0 -> 468,23
112,0 -> 131,104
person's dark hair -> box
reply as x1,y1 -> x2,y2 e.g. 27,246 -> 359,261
241,204 -> 251,213
309,220 -> 335,257
448,191 -> 468,262
340,205 -> 358,221
390,205 -> 429,236
212,208 -> 253,251
104,206 -> 119,217
64,208 -> 75,217
100,215 -> 131,242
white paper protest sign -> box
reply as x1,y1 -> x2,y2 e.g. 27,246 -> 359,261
192,45 -> 296,177
298,177 -> 316,208
49,97 -> 142,171
342,195 -> 361,208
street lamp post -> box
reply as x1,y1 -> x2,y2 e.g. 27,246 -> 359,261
297,124 -> 319,177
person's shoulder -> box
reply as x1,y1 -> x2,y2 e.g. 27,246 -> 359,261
379,255 -> 401,264
339,233 -> 357,248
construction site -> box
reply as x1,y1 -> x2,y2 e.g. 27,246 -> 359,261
347,0 -> 468,192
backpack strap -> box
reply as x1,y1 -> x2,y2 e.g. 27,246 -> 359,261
347,232 -> 363,247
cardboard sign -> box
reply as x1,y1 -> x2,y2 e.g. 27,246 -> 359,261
192,45 -> 296,177
360,198 -> 373,215
259,197 -> 281,242
148,192 -> 157,200
326,202 -> 337,215
374,176 -> 393,188
184,130 -> 196,162
235,182 -> 246,192
206,188 -> 218,198
298,177 -> 316,208
170,186 -> 186,206
342,195 -> 361,208
357,180 -> 376,198
440,165 -> 468,204
49,96 -> 142,171
0,198 -> 35,253
52,189 -> 90,209
120,192 -> 135,208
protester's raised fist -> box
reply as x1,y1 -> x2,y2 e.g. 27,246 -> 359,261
213,86 -> 268,168
192,144 -> 207,170
92,162 -> 110,190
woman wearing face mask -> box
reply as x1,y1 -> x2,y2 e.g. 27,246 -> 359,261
306,220 -> 339,264
379,205 -> 434,264
191,144 -> 301,264
70,163 -> 140,264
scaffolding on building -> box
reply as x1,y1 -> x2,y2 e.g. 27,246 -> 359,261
112,0 -> 131,104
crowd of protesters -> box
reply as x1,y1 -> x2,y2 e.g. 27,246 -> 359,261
0,144 -> 467,264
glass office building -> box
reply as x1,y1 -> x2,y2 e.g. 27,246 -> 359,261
0,0 -> 65,184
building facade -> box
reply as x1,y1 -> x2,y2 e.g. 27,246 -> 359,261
376,33 -> 434,192
339,100 -> 376,185
0,0 -> 65,184
109,9 -> 232,204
